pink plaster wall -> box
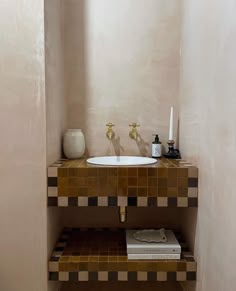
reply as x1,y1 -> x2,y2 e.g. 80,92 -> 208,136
0,1 -> 47,290
179,0 -> 236,290
45,0 -> 66,290
64,0 -> 181,157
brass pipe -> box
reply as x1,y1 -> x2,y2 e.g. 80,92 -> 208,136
119,206 -> 127,223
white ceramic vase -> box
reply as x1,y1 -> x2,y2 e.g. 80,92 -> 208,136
63,129 -> 85,159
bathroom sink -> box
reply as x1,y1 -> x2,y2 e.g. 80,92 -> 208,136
87,156 -> 157,166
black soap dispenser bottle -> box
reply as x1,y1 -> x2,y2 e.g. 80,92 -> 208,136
152,134 -> 162,158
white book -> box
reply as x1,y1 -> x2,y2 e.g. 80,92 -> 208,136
126,229 -> 181,254
127,253 -> 181,260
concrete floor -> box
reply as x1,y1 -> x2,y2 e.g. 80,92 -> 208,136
61,282 -> 183,291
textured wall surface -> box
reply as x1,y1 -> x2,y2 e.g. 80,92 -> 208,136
64,0 -> 181,156
45,0 -> 66,290
0,1 -> 47,290
179,0 -> 236,290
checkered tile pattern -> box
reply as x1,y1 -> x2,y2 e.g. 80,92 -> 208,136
49,228 -> 197,282
48,159 -> 198,208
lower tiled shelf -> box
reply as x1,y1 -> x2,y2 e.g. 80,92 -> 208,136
49,228 -> 197,282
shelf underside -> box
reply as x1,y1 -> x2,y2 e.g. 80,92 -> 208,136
49,228 -> 196,282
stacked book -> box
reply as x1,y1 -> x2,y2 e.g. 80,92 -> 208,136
126,229 -> 181,260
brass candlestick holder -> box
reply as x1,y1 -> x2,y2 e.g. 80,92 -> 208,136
164,140 -> 181,159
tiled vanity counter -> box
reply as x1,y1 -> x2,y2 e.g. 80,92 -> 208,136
48,158 -> 198,208
49,228 -> 196,282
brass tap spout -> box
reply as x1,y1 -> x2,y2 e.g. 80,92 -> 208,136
106,123 -> 115,140
129,123 -> 140,140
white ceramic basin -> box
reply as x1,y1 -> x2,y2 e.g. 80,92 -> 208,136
87,156 -> 157,166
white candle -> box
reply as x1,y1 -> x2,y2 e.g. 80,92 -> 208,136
168,106 -> 174,140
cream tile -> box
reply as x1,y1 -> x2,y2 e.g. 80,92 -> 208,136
157,197 -> 168,207
58,197 -> 68,207
177,197 -> 188,207
118,271 -> 128,281
177,272 -> 186,281
49,262 -> 59,272
48,187 -> 58,197
157,272 -> 167,281
59,272 -> 69,281
137,197 -> 147,207
137,272 -> 147,281
78,271 -> 89,281
98,271 -> 108,281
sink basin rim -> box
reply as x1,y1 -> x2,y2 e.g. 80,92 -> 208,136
86,156 -> 157,166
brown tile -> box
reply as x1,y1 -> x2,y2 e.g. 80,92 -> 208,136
168,168 -> 177,178
138,177 -> 147,187
68,178 -> 79,187
108,168 -> 118,176
128,168 -> 138,176
99,256 -> 108,262
78,168 -> 88,177
128,187 -> 137,196
118,168 -> 128,176
88,168 -> 98,177
118,177 -> 128,188
178,177 -> 188,188
148,177 -> 157,187
118,262 -> 128,271
148,187 -> 158,196
58,168 -> 68,177
108,256 -> 118,262
157,168 -> 168,177
167,187 -> 178,197
137,262 -> 149,271
128,177 -> 137,187
67,262 -> 79,272
58,177 -> 68,188
60,256 -> 70,262
158,188 -> 167,197
78,187 -> 88,196
79,256 -> 89,262
68,168 -> 78,177
98,168 -> 108,176
88,177 -> 98,187
168,177 -> 177,187
137,187 -> 147,196
108,177 -> 118,188
59,263 -> 69,272
99,262 -> 109,271
148,168 -> 156,176
177,168 -> 188,177
78,177 -> 88,187
108,262 -> 119,271
88,262 -> 99,271
117,256 -> 127,262
58,187 -> 67,196
128,262 -> 138,271
67,187 -> 78,197
118,187 -> 128,196
178,187 -> 188,197
138,168 -> 148,177
161,262 -> 178,272
87,187 -> 97,196
79,262 -> 88,271
177,262 -> 186,271
158,178 -> 167,187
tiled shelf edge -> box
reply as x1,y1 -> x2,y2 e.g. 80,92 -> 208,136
48,158 -> 198,208
49,228 -> 197,282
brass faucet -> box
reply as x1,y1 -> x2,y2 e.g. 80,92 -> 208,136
129,123 -> 140,140
106,123 -> 115,140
